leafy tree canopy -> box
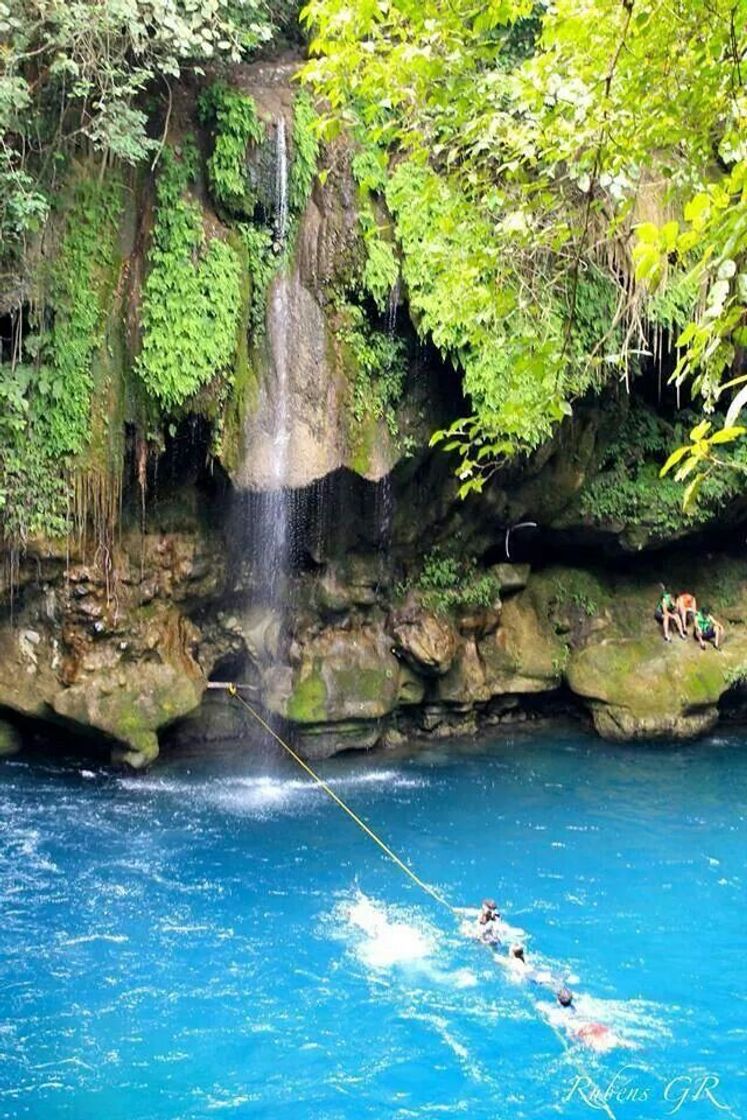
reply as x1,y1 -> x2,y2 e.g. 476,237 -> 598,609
0,0 -> 275,254
301,0 -> 747,494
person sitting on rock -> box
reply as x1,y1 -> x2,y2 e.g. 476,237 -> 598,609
676,591 -> 698,635
694,606 -> 724,651
655,584 -> 685,642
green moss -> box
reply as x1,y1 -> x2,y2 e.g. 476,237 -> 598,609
136,142 -> 243,412
334,298 -> 407,444
289,91 -> 320,215
239,223 -> 277,337
349,412 -> 378,476
287,665 -> 328,723
333,666 -> 391,704
216,231 -> 259,472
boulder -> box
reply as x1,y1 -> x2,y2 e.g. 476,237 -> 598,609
390,607 -> 457,676
318,553 -> 382,613
480,594 -> 564,695
565,633 -> 747,741
490,563 -> 531,593
271,625 -> 401,725
53,659 -> 204,769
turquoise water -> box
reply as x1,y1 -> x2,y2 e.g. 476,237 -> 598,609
1,728 -> 745,1119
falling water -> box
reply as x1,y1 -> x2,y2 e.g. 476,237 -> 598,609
375,278 -> 401,576
386,277 -> 400,335
255,117 -> 292,603
274,116 -> 289,247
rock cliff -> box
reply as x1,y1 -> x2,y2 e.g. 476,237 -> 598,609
1,55 -> 746,767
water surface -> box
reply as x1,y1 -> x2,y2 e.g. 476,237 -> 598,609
1,727 -> 745,1119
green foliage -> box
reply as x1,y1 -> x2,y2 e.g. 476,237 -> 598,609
413,547 -> 502,614
335,300 -> 407,439
302,0 -> 747,493
136,143 -> 243,411
38,180 -> 124,457
240,223 -> 278,335
0,0 -> 274,259
580,405 -> 747,536
658,417 -> 747,514
387,160 -> 580,487
647,266 -> 700,334
289,91 -> 320,214
0,176 -> 123,541
199,83 -> 265,214
350,139 -> 400,312
361,225 -> 399,313
635,163 -> 747,409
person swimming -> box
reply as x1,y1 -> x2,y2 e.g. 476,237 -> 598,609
479,899 -> 499,925
552,987 -> 631,1051
476,899 -> 502,944
557,986 -> 574,1008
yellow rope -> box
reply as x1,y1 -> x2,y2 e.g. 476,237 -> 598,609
227,686 -> 619,1113
228,685 -> 456,915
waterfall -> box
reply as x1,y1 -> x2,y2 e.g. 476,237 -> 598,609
386,277 -> 400,336
274,116 -> 289,247
376,277 -> 401,565
255,117 -> 292,603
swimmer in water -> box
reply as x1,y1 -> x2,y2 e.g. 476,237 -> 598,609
477,899 -> 501,943
479,899 -> 499,924
505,944 -> 556,989
554,987 -> 630,1051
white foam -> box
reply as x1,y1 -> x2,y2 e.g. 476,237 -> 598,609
61,933 -> 129,946
345,895 -> 435,968
117,769 -> 427,818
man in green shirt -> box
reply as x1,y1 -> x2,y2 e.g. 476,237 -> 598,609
655,584 -> 685,642
694,607 -> 724,651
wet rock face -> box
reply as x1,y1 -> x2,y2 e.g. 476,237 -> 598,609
234,270 -> 345,490
390,607 -> 457,676
0,526 -> 227,767
5,518 -> 747,767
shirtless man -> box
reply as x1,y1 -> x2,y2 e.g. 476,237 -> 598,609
675,591 -> 697,635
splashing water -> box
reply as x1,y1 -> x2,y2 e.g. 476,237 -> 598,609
3,730 -> 746,1118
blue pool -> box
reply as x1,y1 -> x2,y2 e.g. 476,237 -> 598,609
1,727 -> 745,1119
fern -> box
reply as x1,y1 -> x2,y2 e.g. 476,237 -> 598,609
136,143 -> 242,411
198,83 -> 265,215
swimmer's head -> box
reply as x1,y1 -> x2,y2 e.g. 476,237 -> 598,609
557,987 -> 574,1008
482,898 -> 497,913
510,944 -> 525,962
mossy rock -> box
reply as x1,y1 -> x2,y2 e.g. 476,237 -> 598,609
52,660 -> 203,768
274,627 -> 401,724
566,631 -> 747,741
480,594 -> 565,693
